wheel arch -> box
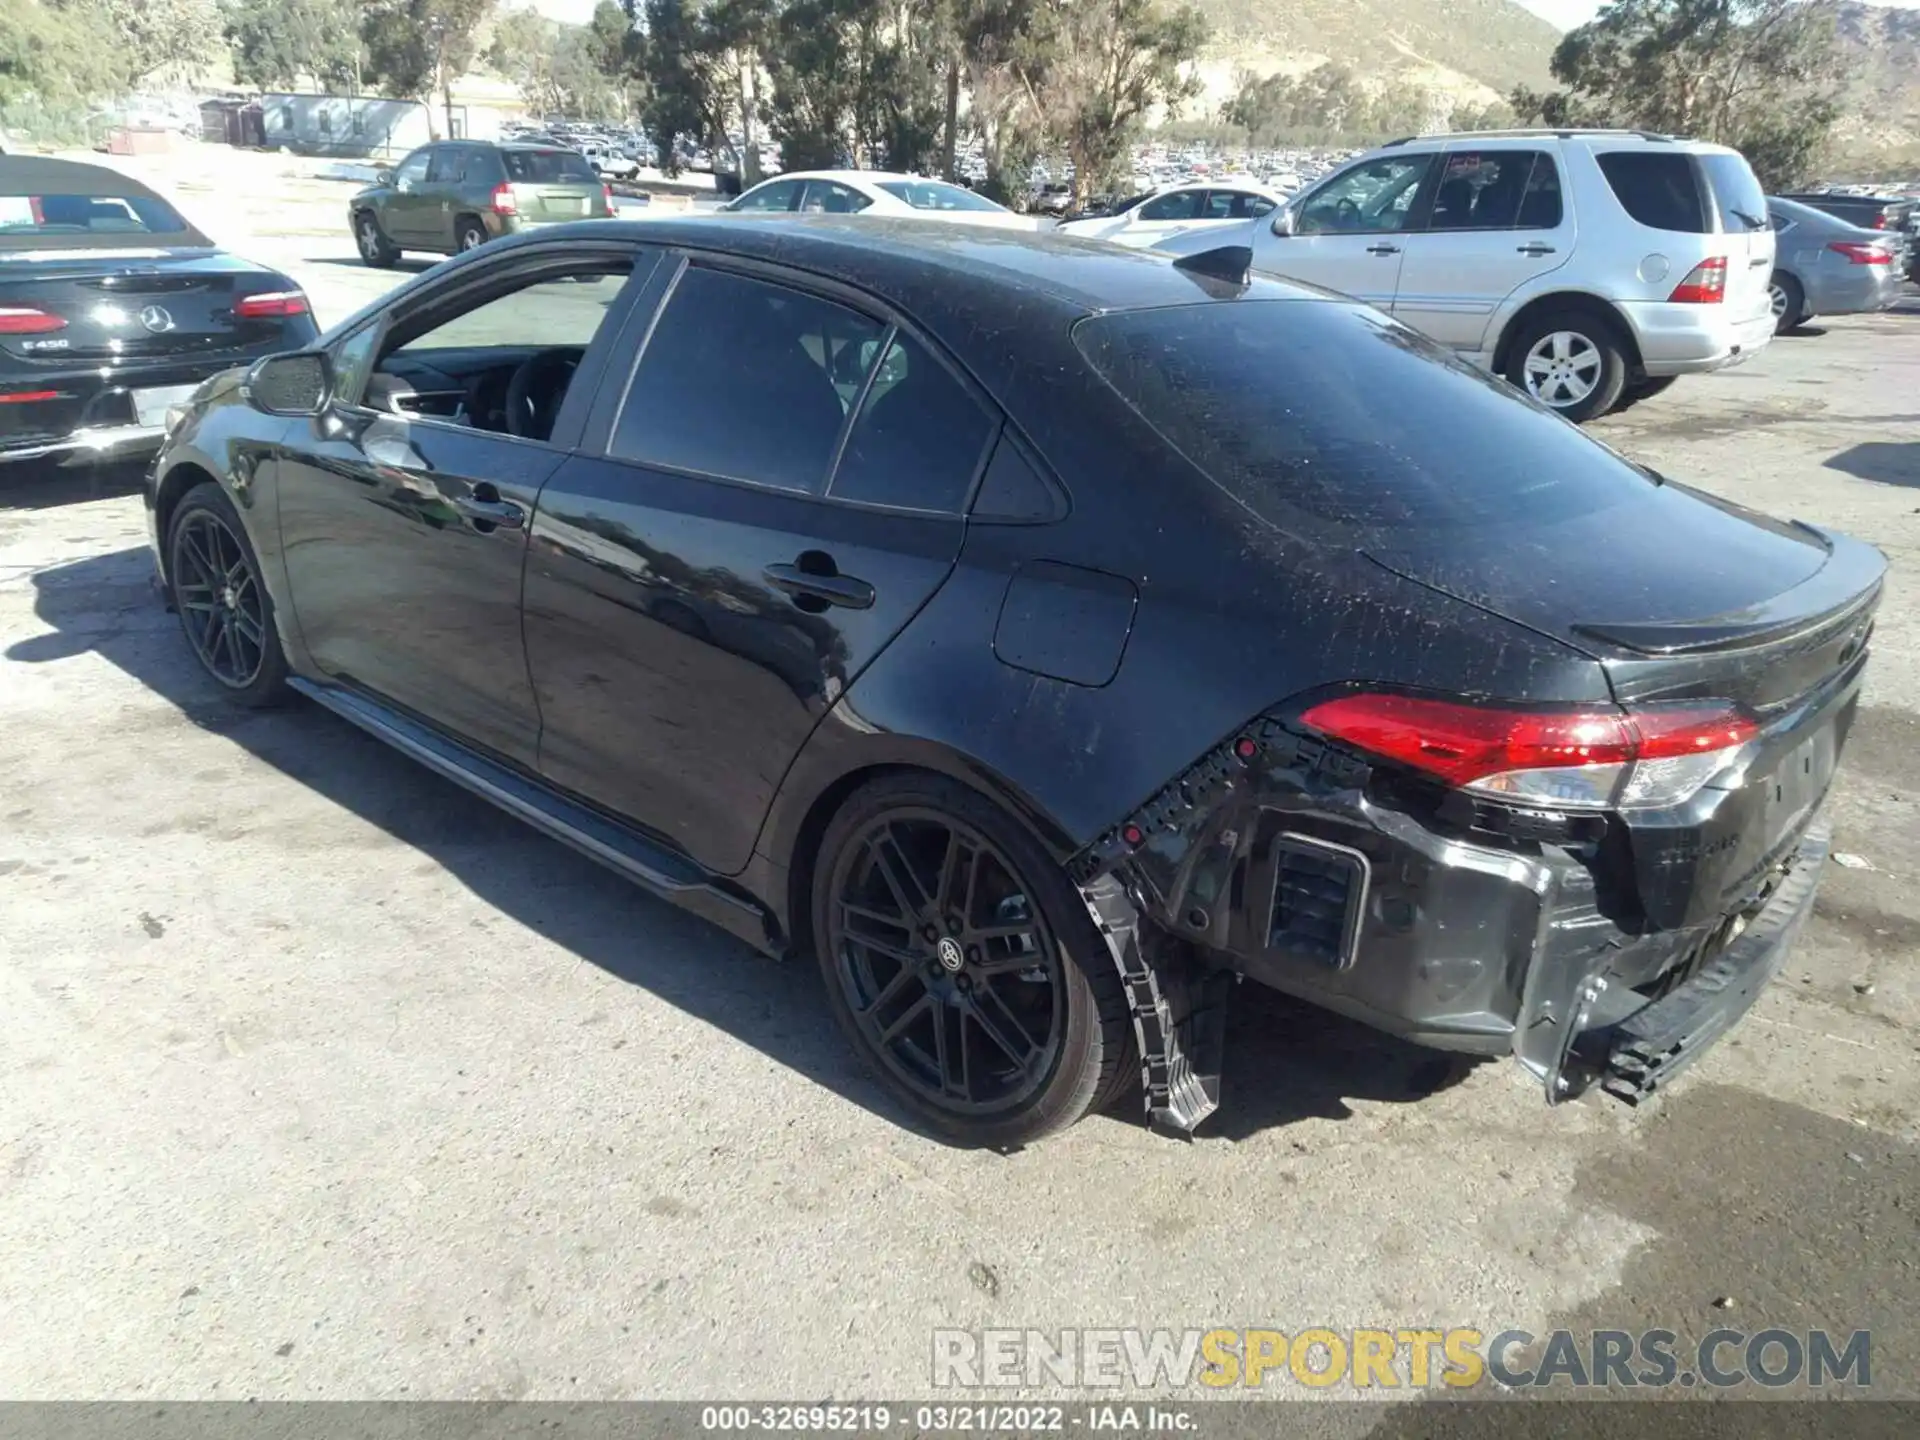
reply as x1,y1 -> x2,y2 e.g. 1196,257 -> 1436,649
1492,291 -> 1644,376
151,457 -> 223,585
755,737 -> 1082,960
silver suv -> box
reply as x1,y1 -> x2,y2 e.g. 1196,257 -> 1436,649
1152,130 -> 1777,421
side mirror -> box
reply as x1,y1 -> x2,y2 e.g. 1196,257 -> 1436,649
375,168 -> 394,186
245,351 -> 333,417
1270,208 -> 1297,237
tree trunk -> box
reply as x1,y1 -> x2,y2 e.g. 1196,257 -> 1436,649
942,59 -> 960,181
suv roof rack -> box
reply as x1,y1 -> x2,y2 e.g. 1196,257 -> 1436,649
1383,128 -> 1677,146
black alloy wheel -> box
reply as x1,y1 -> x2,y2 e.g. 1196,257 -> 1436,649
167,483 -> 289,706
814,775 -> 1134,1145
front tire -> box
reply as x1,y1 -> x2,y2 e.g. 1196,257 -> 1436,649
812,774 -> 1135,1146
1505,310 -> 1629,423
355,210 -> 399,268
167,482 -> 290,707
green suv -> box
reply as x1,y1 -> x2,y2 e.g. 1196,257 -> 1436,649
350,141 -> 612,266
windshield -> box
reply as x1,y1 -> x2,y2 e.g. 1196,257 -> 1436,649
1073,301 -> 1663,538
0,189 -> 196,243
502,149 -> 597,183
875,180 -> 1006,213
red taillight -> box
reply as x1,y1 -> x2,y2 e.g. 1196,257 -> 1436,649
1667,256 -> 1727,304
0,389 -> 61,404
1301,693 -> 1758,810
1872,215 -> 1887,229
602,183 -> 614,211
0,306 -> 67,335
234,290 -> 310,319
1828,241 -> 1892,265
491,183 -> 517,215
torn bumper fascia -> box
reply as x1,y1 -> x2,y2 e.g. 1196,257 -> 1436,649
1071,718 -> 1826,1130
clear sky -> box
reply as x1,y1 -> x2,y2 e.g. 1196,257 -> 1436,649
1517,0 -> 1920,30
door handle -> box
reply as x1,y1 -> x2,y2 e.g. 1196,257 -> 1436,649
1367,243 -> 1402,256
454,487 -> 525,530
1517,243 -> 1558,256
764,560 -> 875,610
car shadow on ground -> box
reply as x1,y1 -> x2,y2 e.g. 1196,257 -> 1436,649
9,545 -> 1471,1148
1825,441 -> 1920,489
0,459 -> 149,511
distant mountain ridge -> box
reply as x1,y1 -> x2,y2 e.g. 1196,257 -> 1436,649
1188,0 -> 1563,111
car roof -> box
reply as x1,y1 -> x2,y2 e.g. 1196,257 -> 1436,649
0,154 -> 165,196
758,170 -> 952,188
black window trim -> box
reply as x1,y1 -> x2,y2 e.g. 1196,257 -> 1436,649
594,248 -> 1007,519
329,240 -> 657,456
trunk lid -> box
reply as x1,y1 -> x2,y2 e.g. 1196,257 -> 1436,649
499,148 -> 606,223
0,249 -> 303,364
1695,151 -> 1775,316
1363,485 -> 1881,712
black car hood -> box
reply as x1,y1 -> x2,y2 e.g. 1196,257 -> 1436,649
1360,477 -> 1831,657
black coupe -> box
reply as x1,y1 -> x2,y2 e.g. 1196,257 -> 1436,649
146,217 -> 1881,1145
2,156 -> 318,471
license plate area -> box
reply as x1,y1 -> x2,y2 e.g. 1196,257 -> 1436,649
1757,721 -> 1837,861
131,384 -> 197,428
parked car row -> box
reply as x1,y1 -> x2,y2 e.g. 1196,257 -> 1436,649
1150,128 -> 1907,422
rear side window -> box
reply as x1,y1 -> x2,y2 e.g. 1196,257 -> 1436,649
1423,151 -> 1562,231
1074,301 -> 1663,537
501,149 -> 596,183
612,267 -> 882,494
830,334 -> 996,513
1596,152 -> 1708,233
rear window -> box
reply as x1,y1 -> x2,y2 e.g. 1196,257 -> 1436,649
0,189 -> 194,240
874,180 -> 1005,213
1073,301 -> 1661,537
1596,152 -> 1708,232
1697,152 -> 1769,230
501,149 -> 596,183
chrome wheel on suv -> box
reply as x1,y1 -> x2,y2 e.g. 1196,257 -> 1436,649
1505,310 -> 1630,423
1523,331 -> 1603,408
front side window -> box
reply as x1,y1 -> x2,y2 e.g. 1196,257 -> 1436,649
393,150 -> 430,188
829,333 -> 996,513
611,266 -> 884,494
1294,157 -> 1433,235
1138,190 -> 1204,222
731,179 -> 801,213
800,181 -> 872,214
426,148 -> 467,184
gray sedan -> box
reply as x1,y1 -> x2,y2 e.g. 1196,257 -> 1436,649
1767,196 -> 1907,333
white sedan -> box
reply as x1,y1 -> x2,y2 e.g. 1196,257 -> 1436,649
1056,181 -> 1286,248
723,170 -> 1036,230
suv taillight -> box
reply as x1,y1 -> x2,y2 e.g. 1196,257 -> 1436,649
490,183 -> 517,215
1302,693 -> 1759,811
602,183 -> 614,211
1667,256 -> 1727,304
1829,241 -> 1892,265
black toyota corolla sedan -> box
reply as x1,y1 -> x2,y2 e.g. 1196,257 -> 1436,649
145,217 -> 1881,1146
1,156 -> 317,471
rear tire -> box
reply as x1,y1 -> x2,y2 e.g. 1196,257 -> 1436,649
455,217 -> 488,253
355,210 -> 399,268
1504,309 -> 1629,423
811,773 -> 1135,1147
1770,271 -> 1806,334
